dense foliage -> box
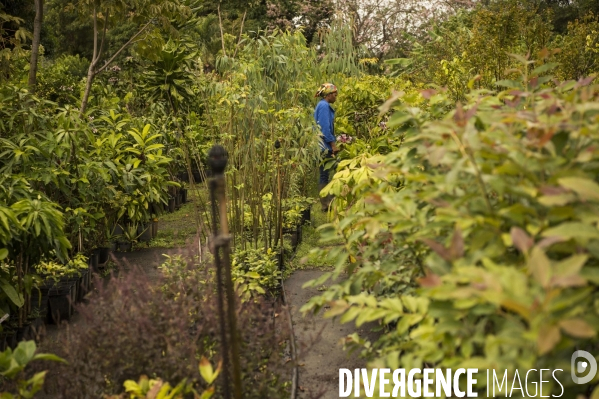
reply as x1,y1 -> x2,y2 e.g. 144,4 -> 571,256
307,36 -> 599,399
1,0 -> 599,396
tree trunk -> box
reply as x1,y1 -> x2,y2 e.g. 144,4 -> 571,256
80,65 -> 95,114
28,0 -> 44,91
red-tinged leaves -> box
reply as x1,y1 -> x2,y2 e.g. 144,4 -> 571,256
511,227 -> 533,253
421,89 -> 437,99
429,198 -> 451,208
539,130 -> 556,147
378,90 -> 404,114
501,299 -> 530,321
529,247 -> 551,287
539,185 -> 568,195
420,228 -> 464,262
536,236 -> 565,249
453,103 -> 478,127
537,325 -> 561,355
365,194 -> 383,204
549,274 -> 587,288
420,230 -> 464,262
418,272 -> 441,288
465,104 -> 478,121
509,90 -> 527,97
449,228 -> 464,260
453,103 -> 466,127
420,238 -> 452,262
559,319 -> 595,338
578,76 -> 595,86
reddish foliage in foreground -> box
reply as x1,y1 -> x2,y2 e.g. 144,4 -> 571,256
34,257 -> 291,399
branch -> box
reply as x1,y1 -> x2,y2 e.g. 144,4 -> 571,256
217,4 -> 227,57
95,20 -> 153,75
232,10 -> 246,58
92,2 -> 98,64
96,9 -> 109,64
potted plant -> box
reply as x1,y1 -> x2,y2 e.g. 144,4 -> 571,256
137,222 -> 152,243
168,196 -> 176,213
34,253 -> 88,324
151,217 -> 159,238
282,206 -> 302,250
119,224 -> 141,252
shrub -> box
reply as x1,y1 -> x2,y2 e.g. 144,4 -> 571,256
307,61 -> 599,397
37,256 -> 290,398
553,13 -> 599,80
37,54 -> 88,105
232,247 -> 281,300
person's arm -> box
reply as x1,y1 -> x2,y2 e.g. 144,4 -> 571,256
315,103 -> 336,148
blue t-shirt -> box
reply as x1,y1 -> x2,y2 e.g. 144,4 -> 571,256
314,99 -> 336,151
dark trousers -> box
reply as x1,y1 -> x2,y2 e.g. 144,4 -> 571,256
319,150 -> 333,185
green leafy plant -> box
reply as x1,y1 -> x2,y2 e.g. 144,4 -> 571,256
106,356 -> 220,399
305,57 -> 599,397
0,340 -> 65,399
232,247 -> 281,300
34,253 -> 88,283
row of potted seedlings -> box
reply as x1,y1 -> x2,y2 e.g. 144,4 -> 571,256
0,253 -> 91,350
277,198 -> 313,269
0,186 -> 191,350
109,186 -> 189,252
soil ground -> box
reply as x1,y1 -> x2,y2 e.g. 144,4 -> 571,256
285,270 -> 377,399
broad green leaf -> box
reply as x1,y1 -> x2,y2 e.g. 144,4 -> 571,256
554,254 -> 588,277
542,222 -> 599,240
199,357 -> 218,385
559,319 -> 595,338
559,177 -> 599,201
531,62 -> 559,77
0,278 -> 23,307
12,341 -> 36,366
32,353 -> 67,363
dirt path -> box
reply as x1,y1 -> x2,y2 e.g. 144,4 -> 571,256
285,270 -> 376,399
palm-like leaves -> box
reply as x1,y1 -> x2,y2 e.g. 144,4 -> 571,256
141,40 -> 197,113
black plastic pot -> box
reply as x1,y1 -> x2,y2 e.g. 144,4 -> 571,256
88,251 -> 99,273
150,201 -> 163,217
96,247 -> 110,264
118,241 -> 133,252
47,281 -> 75,324
177,171 -> 189,183
181,189 -> 187,204
175,192 -> 181,209
0,334 -> 8,351
192,170 -> 203,183
151,220 -> 159,238
301,208 -> 311,224
297,224 -> 303,245
137,224 -> 152,242
5,330 -> 16,349
112,223 -> 124,236
168,197 -> 176,213
284,228 -> 300,250
30,289 -> 49,318
16,324 -> 31,342
78,270 -> 89,302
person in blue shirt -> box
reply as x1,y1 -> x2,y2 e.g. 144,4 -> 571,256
314,83 -> 339,211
